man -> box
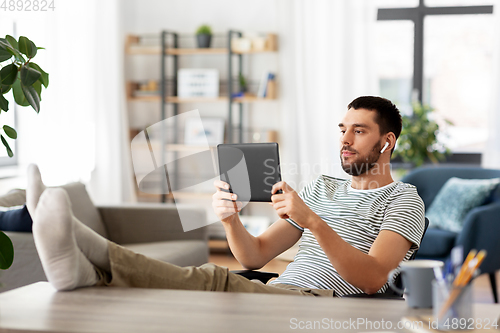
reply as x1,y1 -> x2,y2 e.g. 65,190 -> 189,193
29,96 -> 424,297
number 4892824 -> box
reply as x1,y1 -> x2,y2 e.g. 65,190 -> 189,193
1,0 -> 55,11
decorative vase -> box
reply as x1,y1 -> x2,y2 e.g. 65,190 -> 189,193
196,34 -> 212,48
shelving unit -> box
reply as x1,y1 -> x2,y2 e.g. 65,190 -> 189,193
125,31 -> 278,202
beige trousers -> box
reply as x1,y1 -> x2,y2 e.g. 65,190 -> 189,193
95,242 -> 334,297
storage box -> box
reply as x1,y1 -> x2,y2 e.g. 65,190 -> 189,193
178,69 -> 219,98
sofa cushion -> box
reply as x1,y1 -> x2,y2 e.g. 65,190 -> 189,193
0,189 -> 26,207
0,191 -> 32,233
60,183 -> 108,238
0,205 -> 32,232
417,227 -> 458,257
124,240 -> 209,267
0,184 -> 107,238
427,177 -> 500,232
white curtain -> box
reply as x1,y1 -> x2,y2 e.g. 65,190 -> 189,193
86,0 -> 136,204
276,0 -> 379,190
5,0 -> 135,203
483,9 -> 500,170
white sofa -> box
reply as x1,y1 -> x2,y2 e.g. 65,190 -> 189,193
0,182 -> 209,292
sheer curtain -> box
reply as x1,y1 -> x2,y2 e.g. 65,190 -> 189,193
276,0 -> 379,190
483,9 -> 500,170
4,0 -> 135,203
86,0 -> 136,204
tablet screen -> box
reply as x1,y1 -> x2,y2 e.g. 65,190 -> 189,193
217,143 -> 281,202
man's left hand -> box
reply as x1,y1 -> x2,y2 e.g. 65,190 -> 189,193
270,181 -> 317,229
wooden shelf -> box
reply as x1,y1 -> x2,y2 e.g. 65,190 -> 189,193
135,143 -> 215,153
167,48 -> 228,55
126,47 -> 230,55
168,191 -> 214,199
127,94 -> 277,103
127,95 -> 161,102
166,144 -> 216,152
233,95 -> 276,103
126,47 -> 277,55
127,32 -> 279,204
125,34 -> 278,55
167,96 -> 228,103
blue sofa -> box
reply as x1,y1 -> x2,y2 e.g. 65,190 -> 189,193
401,166 -> 500,303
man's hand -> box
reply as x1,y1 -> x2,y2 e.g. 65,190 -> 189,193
270,181 -> 317,229
212,180 -> 242,224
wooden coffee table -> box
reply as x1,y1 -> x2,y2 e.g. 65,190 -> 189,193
0,282 -> 498,332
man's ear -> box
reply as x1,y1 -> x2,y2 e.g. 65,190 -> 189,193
385,133 -> 397,152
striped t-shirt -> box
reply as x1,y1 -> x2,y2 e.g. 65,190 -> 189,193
269,175 -> 425,296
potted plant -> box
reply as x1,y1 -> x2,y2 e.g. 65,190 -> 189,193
195,24 -> 212,48
0,35 -> 49,271
393,102 -> 452,167
238,73 -> 247,94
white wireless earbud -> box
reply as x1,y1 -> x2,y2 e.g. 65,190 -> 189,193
380,142 -> 389,154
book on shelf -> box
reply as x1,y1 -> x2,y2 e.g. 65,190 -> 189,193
257,71 -> 276,98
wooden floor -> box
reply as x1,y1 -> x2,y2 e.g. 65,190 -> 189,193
209,251 -> 498,304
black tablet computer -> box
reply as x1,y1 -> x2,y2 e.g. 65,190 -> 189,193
217,143 -> 281,202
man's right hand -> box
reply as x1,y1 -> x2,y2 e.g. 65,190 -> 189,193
212,180 -> 243,224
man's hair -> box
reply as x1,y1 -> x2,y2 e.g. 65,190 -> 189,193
347,96 -> 402,141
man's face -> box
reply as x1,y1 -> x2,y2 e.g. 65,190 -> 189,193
338,108 -> 384,177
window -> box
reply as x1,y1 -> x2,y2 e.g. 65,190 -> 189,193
375,0 -> 496,153
375,19 -> 414,116
424,14 -> 495,153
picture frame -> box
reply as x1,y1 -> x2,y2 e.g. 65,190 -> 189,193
184,117 -> 225,146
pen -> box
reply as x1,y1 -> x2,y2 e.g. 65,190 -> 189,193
433,266 -> 449,298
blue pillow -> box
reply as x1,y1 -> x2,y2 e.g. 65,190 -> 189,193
0,205 -> 33,232
427,177 -> 500,232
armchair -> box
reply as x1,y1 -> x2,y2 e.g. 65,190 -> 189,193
401,166 -> 500,303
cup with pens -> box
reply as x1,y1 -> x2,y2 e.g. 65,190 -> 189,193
433,248 -> 487,330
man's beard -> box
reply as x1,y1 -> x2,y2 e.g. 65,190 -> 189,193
340,141 -> 382,176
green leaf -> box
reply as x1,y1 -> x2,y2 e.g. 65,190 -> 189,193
12,79 -> 30,107
0,93 -> 8,111
5,35 -> 18,50
13,52 -> 26,64
1,41 -> 25,64
0,38 -> 9,49
32,80 -> 42,101
1,84 -> 12,94
18,36 -> 37,58
0,39 -> 13,62
0,39 -> 24,63
1,135 -> 13,158
0,63 -> 18,85
3,125 -> 17,139
0,49 -> 11,62
0,230 -> 14,269
20,64 -> 41,86
29,63 -> 49,88
21,83 -> 40,112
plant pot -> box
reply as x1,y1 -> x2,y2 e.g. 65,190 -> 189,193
196,34 -> 212,48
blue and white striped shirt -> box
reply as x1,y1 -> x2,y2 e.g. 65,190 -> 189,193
269,175 -> 425,296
